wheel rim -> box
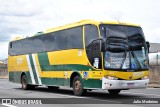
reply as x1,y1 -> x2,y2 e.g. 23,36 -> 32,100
74,80 -> 81,91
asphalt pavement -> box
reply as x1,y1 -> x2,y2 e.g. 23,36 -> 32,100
0,79 -> 159,107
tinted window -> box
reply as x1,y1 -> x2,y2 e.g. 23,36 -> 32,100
21,38 -> 33,54
43,34 -> 55,52
9,41 -> 22,55
54,26 -> 83,50
85,25 -> 102,68
85,25 -> 99,47
32,36 -> 43,53
9,26 -> 83,56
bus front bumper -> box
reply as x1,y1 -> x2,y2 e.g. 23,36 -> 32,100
102,77 -> 149,90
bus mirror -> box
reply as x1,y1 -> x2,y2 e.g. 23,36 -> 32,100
146,41 -> 150,53
91,38 -> 106,52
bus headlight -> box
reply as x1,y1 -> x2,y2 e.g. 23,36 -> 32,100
104,76 -> 118,80
141,76 -> 149,80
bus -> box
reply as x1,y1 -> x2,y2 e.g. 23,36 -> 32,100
8,20 -> 150,96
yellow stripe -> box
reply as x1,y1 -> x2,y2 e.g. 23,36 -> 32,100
8,55 -> 29,72
34,54 -> 72,78
34,53 -> 103,79
104,70 -> 149,80
48,49 -> 88,65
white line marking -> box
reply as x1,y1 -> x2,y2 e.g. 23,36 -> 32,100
32,54 -> 42,85
0,87 -> 16,90
122,92 -> 160,97
0,82 -> 9,83
2,104 -> 18,107
26,55 -> 35,84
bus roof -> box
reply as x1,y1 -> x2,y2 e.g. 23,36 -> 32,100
11,20 -> 140,41
45,20 -> 140,34
11,36 -> 24,41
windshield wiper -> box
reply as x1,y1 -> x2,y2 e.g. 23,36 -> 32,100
120,46 -> 127,69
130,46 -> 142,69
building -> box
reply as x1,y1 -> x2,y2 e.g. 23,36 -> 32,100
0,59 -> 8,78
149,43 -> 160,53
3,59 -> 8,65
148,43 -> 160,66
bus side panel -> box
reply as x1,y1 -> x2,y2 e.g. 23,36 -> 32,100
40,78 -> 70,86
34,49 -> 102,88
9,71 -> 31,84
36,50 -> 93,87
83,79 -> 102,89
82,70 -> 103,89
8,55 -> 32,84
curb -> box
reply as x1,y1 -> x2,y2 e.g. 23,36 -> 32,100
148,84 -> 160,88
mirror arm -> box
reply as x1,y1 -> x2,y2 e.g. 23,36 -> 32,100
146,41 -> 150,53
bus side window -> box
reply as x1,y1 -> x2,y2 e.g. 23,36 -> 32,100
43,33 -> 54,52
54,26 -> 83,51
85,25 -> 102,69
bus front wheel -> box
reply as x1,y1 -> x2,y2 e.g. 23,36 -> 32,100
108,89 -> 121,95
72,76 -> 87,96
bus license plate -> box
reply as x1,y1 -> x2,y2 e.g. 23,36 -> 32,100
127,83 -> 134,87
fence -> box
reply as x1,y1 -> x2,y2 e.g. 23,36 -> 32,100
0,64 -> 8,79
149,66 -> 160,87
0,69 -> 8,79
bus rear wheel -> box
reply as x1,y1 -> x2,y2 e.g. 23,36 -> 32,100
21,74 -> 29,90
21,74 -> 35,90
108,89 -> 121,95
73,76 -> 87,96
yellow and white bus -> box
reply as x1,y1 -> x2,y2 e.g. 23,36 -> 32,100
8,20 -> 150,96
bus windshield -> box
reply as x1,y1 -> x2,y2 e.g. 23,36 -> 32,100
100,25 -> 149,71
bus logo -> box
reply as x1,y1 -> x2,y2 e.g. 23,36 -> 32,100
129,75 -> 133,79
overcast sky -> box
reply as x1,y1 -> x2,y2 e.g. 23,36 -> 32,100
0,0 -> 160,60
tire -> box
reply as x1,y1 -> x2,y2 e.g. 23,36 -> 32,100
72,75 -> 87,96
108,89 -> 121,95
21,74 -> 30,90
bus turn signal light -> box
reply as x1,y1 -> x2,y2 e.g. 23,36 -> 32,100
141,76 -> 149,80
